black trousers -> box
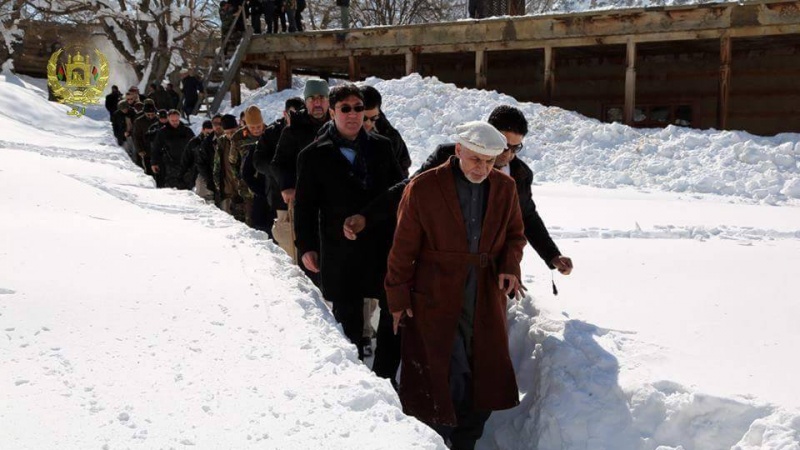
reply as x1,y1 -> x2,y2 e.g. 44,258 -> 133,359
429,334 -> 491,450
372,305 -> 401,386
331,296 -> 365,360
250,194 -> 275,239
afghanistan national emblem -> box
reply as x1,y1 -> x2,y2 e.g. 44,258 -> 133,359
47,45 -> 110,117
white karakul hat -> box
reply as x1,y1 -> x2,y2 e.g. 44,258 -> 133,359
453,121 -> 507,156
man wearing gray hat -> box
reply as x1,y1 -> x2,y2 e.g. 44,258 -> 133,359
270,79 -> 330,266
271,78 -> 330,207
384,120 -> 526,449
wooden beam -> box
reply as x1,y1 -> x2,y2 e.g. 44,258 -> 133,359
624,39 -> 637,126
476,50 -> 488,89
231,72 -> 242,107
718,35 -> 731,130
348,55 -> 361,81
405,50 -> 419,75
543,46 -> 555,106
278,58 -> 292,91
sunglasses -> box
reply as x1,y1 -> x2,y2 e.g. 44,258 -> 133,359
505,143 -> 524,154
363,114 -> 380,123
338,104 -> 365,114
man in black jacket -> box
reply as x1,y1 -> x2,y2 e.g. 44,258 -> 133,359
182,120 -> 216,201
295,84 -> 404,360
345,104 -> 573,384
105,85 -> 121,121
271,79 -> 330,208
151,110 -> 195,189
253,97 -> 304,254
360,85 -> 411,178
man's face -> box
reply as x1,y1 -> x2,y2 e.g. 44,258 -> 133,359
145,112 -> 156,120
168,114 -> 180,127
330,95 -> 364,140
455,144 -> 496,184
247,122 -> 265,137
212,119 -> 223,135
305,95 -> 329,120
202,127 -> 213,136
493,131 -> 524,168
224,129 -> 236,138
362,107 -> 380,133
159,117 -> 168,124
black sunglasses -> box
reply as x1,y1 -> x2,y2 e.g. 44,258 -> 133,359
338,104 -> 365,113
506,143 -> 524,154
363,113 -> 381,123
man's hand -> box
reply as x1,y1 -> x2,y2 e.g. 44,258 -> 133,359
281,188 -> 296,205
151,165 -> 160,174
392,308 -> 413,335
499,274 -> 523,299
301,251 -> 320,273
551,256 -> 573,275
124,131 -> 130,137
343,214 -> 366,240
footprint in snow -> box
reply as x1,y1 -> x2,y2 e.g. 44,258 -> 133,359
0,288 -> 16,295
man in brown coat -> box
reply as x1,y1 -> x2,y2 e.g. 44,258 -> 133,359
385,121 -> 526,449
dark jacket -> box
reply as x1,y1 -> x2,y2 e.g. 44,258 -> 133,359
374,116 -> 411,178
271,110 -> 328,192
181,132 -> 215,188
168,89 -> 181,110
105,91 -> 121,120
363,143 -> 561,268
111,109 -> 129,145
181,76 -> 203,103
150,86 -> 173,110
151,122 -> 195,189
294,127 -> 404,301
132,114 -> 159,156
241,140 -> 266,201
253,118 -> 288,210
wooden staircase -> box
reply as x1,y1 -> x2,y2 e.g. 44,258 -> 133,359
193,7 -> 252,117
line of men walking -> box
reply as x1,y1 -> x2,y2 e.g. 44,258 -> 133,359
107,78 -> 573,449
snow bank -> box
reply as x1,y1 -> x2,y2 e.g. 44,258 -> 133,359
0,74 -> 443,449
239,74 -> 800,204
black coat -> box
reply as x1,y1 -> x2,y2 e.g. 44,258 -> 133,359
151,123 -> 195,189
363,143 -> 561,268
253,118 -> 288,210
150,86 -> 173,111
181,133 -> 215,189
271,110 -> 328,192
294,128 -> 404,301
374,116 -> 411,178
111,109 -> 128,145
105,91 -> 121,120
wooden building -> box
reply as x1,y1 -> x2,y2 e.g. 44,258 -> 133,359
243,0 -> 800,136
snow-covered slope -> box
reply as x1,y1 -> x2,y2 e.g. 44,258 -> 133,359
3,70 -> 800,449
0,71 -> 442,449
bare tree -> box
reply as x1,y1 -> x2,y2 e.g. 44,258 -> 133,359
0,0 -> 25,66
352,0 -> 458,25
24,0 -> 217,84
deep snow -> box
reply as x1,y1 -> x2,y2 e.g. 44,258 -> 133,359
2,71 -> 800,449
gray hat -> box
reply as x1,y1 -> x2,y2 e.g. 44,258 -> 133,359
303,79 -> 330,100
453,121 -> 508,157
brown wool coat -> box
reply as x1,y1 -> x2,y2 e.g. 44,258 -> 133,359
385,157 -> 526,426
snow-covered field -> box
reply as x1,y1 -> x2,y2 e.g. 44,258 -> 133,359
2,70 -> 800,449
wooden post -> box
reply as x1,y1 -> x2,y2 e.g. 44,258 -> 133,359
231,72 -> 242,107
543,46 -> 555,106
718,35 -> 731,130
476,49 -> 488,89
348,55 -> 361,81
624,39 -> 637,126
405,51 -> 419,75
277,58 -> 292,91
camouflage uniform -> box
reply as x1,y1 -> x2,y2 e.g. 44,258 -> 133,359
213,132 -> 244,220
228,127 -> 260,226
